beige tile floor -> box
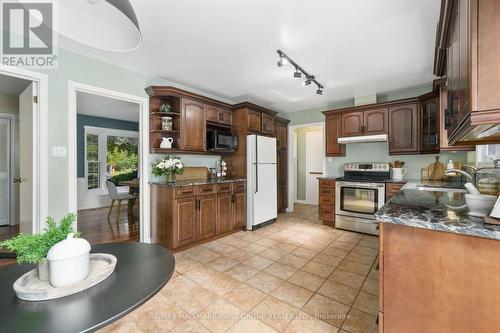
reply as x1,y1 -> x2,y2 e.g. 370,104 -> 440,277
99,204 -> 379,333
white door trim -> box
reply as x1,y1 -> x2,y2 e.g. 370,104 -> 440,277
0,113 -> 16,226
287,122 -> 325,212
305,129 -> 323,205
0,65 -> 48,234
67,81 -> 150,243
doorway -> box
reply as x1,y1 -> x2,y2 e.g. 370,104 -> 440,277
0,74 -> 41,241
68,82 -> 149,244
288,122 -> 325,212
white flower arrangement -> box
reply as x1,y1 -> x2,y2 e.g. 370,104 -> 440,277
152,155 -> 184,178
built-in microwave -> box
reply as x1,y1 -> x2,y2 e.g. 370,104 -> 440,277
206,130 -> 237,152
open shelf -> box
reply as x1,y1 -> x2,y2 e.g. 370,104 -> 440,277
150,129 -> 180,134
150,148 -> 234,156
150,112 -> 181,117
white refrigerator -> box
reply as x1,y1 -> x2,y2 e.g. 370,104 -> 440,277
246,134 -> 277,230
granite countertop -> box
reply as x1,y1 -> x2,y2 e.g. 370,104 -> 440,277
149,178 -> 246,187
376,182 -> 500,240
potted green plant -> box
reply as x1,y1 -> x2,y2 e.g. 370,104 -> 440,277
0,213 -> 79,281
152,155 -> 184,183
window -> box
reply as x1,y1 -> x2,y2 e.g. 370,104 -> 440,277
85,126 -> 139,191
476,144 -> 500,167
86,134 -> 100,190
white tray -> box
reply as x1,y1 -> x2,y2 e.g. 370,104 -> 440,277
13,253 -> 117,301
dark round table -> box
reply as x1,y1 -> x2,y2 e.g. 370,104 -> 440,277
0,242 -> 175,333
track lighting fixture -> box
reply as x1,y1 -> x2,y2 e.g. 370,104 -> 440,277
293,68 -> 302,78
276,50 -> 324,96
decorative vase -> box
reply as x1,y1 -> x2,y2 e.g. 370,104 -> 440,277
38,259 -> 49,281
164,173 -> 176,183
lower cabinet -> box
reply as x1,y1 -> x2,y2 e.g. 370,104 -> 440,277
216,192 -> 233,234
151,180 -> 247,250
318,179 -> 335,226
198,194 -> 217,240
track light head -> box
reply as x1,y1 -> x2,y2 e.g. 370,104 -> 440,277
316,88 -> 323,95
303,76 -> 312,86
277,55 -> 288,67
293,68 -> 302,78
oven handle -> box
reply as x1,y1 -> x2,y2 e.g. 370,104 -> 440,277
336,182 -> 386,189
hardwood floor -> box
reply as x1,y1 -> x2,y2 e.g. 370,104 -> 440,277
77,205 -> 139,244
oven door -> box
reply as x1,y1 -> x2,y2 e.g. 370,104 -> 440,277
335,181 -> 385,220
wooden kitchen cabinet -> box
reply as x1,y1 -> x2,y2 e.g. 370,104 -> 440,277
150,180 -> 247,250
318,179 -> 335,226
198,194 -> 217,240
325,114 -> 345,156
275,120 -> 288,150
386,182 -> 406,200
388,103 -> 419,154
206,105 -> 232,126
173,197 -> 198,248
364,108 -> 388,135
277,150 -> 288,213
216,192 -> 233,234
261,113 -> 275,135
341,111 -> 364,137
419,93 -> 440,153
180,98 -> 206,151
247,110 -> 262,133
233,191 -> 246,229
380,223 -> 500,333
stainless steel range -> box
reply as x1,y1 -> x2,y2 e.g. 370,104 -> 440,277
335,162 -> 390,235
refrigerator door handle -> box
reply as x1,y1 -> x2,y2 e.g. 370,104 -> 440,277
255,135 -> 258,193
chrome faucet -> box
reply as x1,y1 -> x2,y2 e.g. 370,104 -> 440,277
445,168 -> 474,183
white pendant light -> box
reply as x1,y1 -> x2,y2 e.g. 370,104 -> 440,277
57,0 -> 142,52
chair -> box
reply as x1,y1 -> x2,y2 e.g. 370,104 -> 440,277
106,181 -> 137,225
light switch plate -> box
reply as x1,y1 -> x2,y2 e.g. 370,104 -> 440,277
52,146 -> 67,157
328,157 -> 333,162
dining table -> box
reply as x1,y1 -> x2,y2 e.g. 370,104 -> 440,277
0,242 -> 175,333
118,179 -> 140,214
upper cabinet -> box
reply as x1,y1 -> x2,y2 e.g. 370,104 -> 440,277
388,103 -> 419,154
262,113 -> 275,135
341,108 -> 388,137
180,98 -> 206,151
364,108 -> 388,135
325,114 -> 345,156
275,117 -> 289,151
341,112 -> 364,137
434,0 -> 500,145
247,110 -> 262,133
205,105 -> 232,126
419,93 -> 440,154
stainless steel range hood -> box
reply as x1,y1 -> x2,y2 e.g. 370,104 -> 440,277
337,134 -> 388,144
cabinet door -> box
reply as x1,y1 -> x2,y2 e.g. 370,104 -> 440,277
420,96 -> 440,153
173,197 -> 197,248
205,105 -> 220,123
262,113 -> 275,135
325,114 -> 345,156
247,110 -> 262,133
277,150 -> 288,213
364,108 -> 388,135
216,192 -> 233,234
276,121 -> 288,150
341,111 -> 364,137
198,194 -> 217,240
232,192 -> 246,229
181,98 -> 206,151
220,109 -> 233,125
388,103 -> 419,154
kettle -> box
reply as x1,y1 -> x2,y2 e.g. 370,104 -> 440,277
160,137 -> 173,149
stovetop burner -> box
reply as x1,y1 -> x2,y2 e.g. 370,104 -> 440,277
339,162 -> 391,183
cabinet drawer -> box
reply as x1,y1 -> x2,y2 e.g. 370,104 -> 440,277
196,184 -> 216,196
319,187 -> 335,197
217,183 -> 232,193
319,179 -> 335,188
319,204 -> 335,221
174,186 -> 196,199
232,181 -> 246,192
319,195 -> 334,205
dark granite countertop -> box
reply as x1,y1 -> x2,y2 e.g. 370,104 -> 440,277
149,178 -> 246,187
376,182 -> 500,240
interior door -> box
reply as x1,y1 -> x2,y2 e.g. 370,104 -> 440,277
306,131 -> 324,205
19,83 -> 35,234
0,117 -> 11,226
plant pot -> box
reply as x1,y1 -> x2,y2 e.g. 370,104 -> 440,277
164,173 -> 176,183
38,259 -> 49,281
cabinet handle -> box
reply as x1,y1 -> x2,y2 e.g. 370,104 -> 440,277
231,194 -> 235,203
196,200 -> 200,210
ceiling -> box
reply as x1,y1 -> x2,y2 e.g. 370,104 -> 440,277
0,74 -> 31,96
77,91 -> 139,122
60,0 -> 440,113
